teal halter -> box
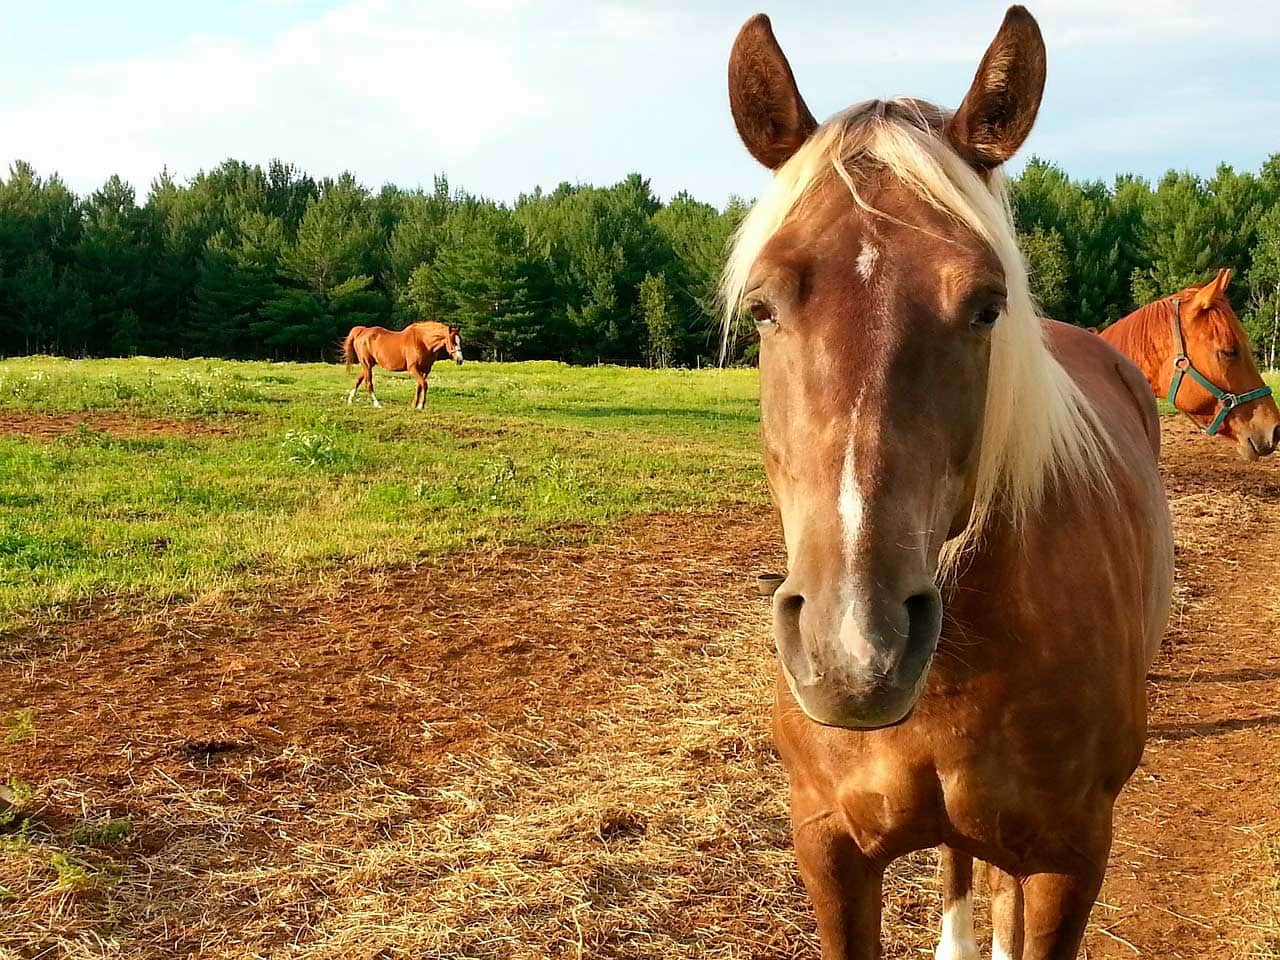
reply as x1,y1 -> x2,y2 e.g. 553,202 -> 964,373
1167,297 -> 1273,436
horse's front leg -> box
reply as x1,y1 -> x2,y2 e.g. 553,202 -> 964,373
989,862 -> 1025,959
1017,812 -> 1111,960
792,798 -> 884,960
936,846 -> 979,960
1020,866 -> 1106,960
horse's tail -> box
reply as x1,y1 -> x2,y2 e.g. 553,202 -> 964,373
341,330 -> 358,372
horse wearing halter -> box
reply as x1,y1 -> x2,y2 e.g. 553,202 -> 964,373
1167,297 -> 1273,435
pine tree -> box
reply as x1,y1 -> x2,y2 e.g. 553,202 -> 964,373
639,272 -> 677,367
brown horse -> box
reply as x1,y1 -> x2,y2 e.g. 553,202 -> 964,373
723,8 -> 1172,959
341,321 -> 463,410
1100,269 -> 1280,459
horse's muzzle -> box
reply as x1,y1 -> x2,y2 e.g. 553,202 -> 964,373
1243,422 -> 1279,460
772,582 -> 941,729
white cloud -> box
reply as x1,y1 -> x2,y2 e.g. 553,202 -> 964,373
2,0 -> 1276,204
2,0 -> 550,194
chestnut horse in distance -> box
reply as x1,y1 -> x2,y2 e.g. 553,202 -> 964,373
1100,268 -> 1279,459
341,321 -> 463,410
724,7 -> 1171,958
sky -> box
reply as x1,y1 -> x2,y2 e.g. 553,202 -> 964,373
2,0 -> 1278,207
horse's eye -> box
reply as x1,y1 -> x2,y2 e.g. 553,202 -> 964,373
971,303 -> 1002,331
1219,346 -> 1240,360
747,300 -> 777,328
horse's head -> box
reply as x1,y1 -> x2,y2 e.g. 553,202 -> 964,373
1168,270 -> 1278,459
448,326 -> 465,366
726,7 -> 1102,729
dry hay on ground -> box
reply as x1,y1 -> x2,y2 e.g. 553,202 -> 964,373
2,420 -> 1280,959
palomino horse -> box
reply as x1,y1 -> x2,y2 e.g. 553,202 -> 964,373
723,7 -> 1172,958
1100,269 -> 1279,459
341,321 -> 463,410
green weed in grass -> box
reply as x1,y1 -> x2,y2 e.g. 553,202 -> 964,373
3,710 -> 34,744
281,429 -> 352,469
48,851 -> 96,892
71,818 -> 132,848
0,778 -> 35,835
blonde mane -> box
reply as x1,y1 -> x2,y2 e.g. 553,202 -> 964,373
720,100 -> 1113,574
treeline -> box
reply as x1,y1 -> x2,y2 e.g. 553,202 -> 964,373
2,155 -> 1280,367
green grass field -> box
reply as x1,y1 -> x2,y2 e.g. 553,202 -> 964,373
0,357 -> 767,630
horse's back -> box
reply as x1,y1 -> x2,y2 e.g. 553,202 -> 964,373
351,325 -> 394,347
1044,318 -> 1172,665
1045,319 -> 1160,458
349,325 -> 405,369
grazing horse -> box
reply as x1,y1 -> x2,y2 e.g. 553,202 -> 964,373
1100,269 -> 1279,459
341,321 -> 463,410
723,7 -> 1172,959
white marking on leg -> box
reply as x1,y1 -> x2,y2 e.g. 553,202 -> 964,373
371,393 -> 382,409
992,934 -> 1015,960
856,242 -> 880,282
935,892 -> 980,960
347,388 -> 357,404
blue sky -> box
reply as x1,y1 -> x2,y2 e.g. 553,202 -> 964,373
3,0 -> 1278,207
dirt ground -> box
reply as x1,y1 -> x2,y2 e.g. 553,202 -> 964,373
1,419 -> 1277,959
0,411 -> 234,440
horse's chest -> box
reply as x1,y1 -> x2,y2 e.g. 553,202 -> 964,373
792,740 -> 1098,866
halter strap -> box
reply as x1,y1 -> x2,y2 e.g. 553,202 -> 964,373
1167,297 -> 1274,435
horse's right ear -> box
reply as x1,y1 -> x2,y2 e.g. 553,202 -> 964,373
947,6 -> 1046,171
728,14 -> 818,170
1191,268 -> 1233,311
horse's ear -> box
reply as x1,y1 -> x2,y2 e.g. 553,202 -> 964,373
728,14 -> 819,170
1192,268 -> 1233,311
946,6 -> 1046,171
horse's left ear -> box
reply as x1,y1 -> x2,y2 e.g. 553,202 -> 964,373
947,6 -> 1046,171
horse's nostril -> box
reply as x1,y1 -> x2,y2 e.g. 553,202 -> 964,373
903,589 -> 943,655
1272,424 -> 1280,450
775,590 -> 804,633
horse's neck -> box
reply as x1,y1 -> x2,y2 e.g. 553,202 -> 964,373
1101,302 -> 1172,392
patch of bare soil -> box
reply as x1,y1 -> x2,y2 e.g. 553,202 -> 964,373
1088,422 -> 1280,958
0,418 -> 1277,959
0,411 -> 235,439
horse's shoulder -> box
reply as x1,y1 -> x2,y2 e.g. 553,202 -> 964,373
1043,318 -> 1161,458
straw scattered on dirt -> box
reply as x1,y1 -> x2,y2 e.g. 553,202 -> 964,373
1,420 -> 1278,959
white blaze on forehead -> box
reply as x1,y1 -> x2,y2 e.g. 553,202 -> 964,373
838,427 -> 864,563
856,242 -> 880,282
935,892 -> 980,960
